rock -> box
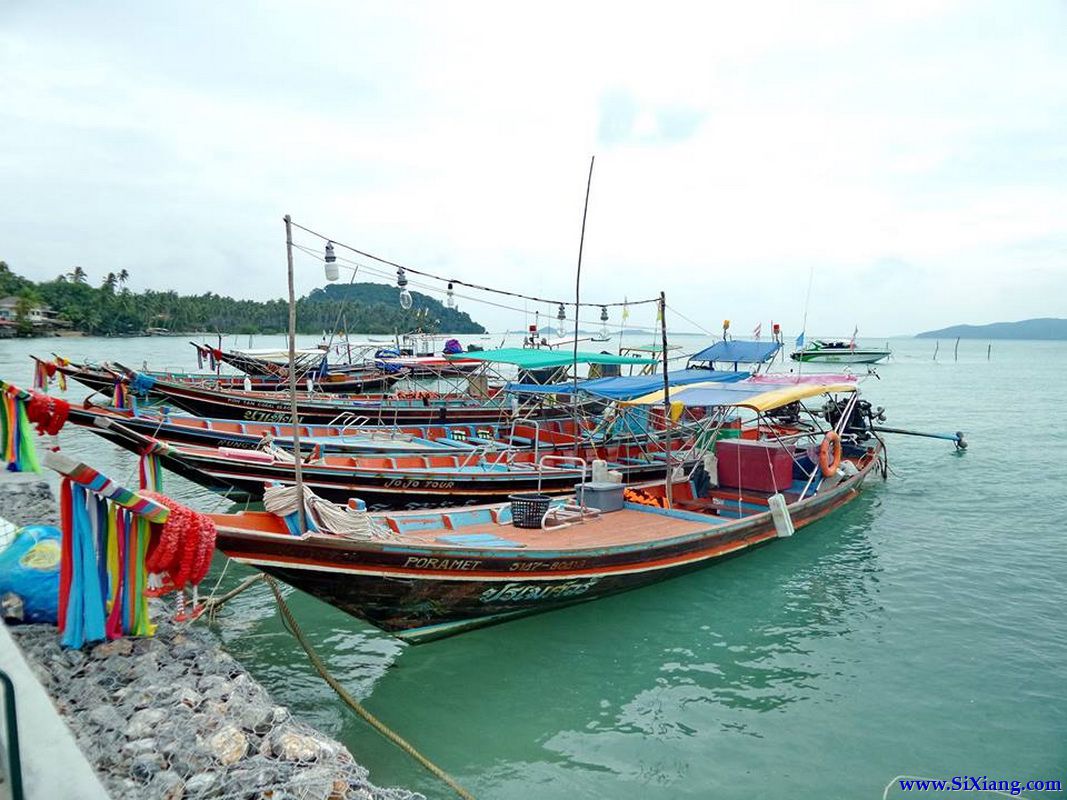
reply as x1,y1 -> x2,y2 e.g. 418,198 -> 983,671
130,752 -> 165,781
149,770 -> 185,800
64,649 -> 87,668
228,695 -> 275,734
88,704 -> 125,732
272,706 -> 291,726
286,766 -> 342,800
92,639 -> 134,658
208,724 -> 248,766
270,729 -> 336,762
225,758 -> 287,794
122,737 -> 159,757
197,674 -> 235,701
197,674 -> 227,693
131,654 -> 161,682
183,772 -> 218,797
126,708 -> 167,739
163,742 -> 212,778
176,686 -> 203,709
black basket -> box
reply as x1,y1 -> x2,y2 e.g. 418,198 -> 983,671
508,493 -> 552,529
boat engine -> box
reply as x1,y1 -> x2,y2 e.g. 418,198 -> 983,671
821,398 -> 885,440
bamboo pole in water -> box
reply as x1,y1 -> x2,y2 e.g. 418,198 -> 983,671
284,214 -> 307,533
954,336 -> 960,362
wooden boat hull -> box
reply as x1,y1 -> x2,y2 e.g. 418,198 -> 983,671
139,443 -> 687,510
51,361 -> 403,396
66,405 -> 596,457
115,376 -> 562,426
212,454 -> 876,641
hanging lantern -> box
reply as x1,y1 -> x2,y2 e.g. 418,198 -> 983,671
446,281 -> 455,310
397,267 -> 413,310
599,305 -> 609,338
557,303 -> 566,323
324,242 -> 339,281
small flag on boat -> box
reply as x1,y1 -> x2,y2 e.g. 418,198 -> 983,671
850,325 -> 858,350
753,322 -> 762,340
796,331 -> 805,348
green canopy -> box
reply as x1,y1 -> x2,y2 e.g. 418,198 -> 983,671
446,347 -> 658,369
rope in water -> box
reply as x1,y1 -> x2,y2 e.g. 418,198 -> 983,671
204,573 -> 476,800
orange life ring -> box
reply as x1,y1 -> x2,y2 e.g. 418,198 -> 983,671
819,431 -> 842,477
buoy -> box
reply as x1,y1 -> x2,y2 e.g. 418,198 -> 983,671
768,493 -> 794,538
819,431 -> 842,477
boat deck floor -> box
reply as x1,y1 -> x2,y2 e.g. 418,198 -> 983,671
375,506 -> 729,552
215,499 -> 760,555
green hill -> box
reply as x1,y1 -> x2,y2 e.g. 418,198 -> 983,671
0,261 -> 487,336
916,318 -> 1067,340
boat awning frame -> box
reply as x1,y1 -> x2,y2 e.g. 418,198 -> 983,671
446,347 -> 659,370
505,368 -> 750,401
687,339 -> 782,366
624,380 -> 856,415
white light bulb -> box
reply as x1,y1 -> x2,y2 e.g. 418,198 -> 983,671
324,242 -> 338,281
399,290 -> 413,310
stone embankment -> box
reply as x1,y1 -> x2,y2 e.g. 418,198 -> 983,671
1,475 -> 423,800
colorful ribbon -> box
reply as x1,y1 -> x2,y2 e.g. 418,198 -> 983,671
0,386 -> 41,473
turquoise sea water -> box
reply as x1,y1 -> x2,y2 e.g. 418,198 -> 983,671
1,335 -> 1064,798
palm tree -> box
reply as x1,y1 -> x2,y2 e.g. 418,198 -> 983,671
102,272 -> 117,292
69,266 -> 88,284
118,269 -> 129,286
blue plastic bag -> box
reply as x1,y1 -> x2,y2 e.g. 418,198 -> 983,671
0,525 -> 61,624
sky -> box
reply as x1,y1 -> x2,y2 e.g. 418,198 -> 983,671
1,1 -> 1064,337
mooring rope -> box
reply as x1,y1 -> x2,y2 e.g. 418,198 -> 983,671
203,572 -> 476,800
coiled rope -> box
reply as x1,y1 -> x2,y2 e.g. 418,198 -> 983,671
204,573 -> 475,800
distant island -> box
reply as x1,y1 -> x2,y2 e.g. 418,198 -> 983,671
916,318 -> 1067,340
0,261 -> 486,337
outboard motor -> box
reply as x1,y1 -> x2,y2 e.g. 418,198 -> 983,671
822,398 -> 882,440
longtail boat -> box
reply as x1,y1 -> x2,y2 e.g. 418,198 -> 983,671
39,357 -> 405,396
209,380 -> 885,641
190,342 -> 327,377
129,377 -> 570,425
97,421 -> 692,509
92,348 -> 661,425
67,403 -> 608,456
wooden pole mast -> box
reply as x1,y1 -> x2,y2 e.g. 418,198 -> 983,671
660,291 -> 673,507
284,214 -> 307,533
571,155 -> 595,458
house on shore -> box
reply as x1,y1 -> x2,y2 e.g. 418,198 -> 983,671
0,296 -> 71,336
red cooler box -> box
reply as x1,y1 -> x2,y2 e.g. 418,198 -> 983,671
715,439 -> 792,493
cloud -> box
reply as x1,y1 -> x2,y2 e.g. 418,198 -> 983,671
0,0 -> 1064,335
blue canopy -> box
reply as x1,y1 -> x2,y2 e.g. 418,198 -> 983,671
505,368 -> 750,400
688,340 -> 781,365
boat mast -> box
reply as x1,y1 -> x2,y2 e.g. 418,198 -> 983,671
284,214 -> 308,533
660,291 -> 672,507
571,155 -> 595,457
